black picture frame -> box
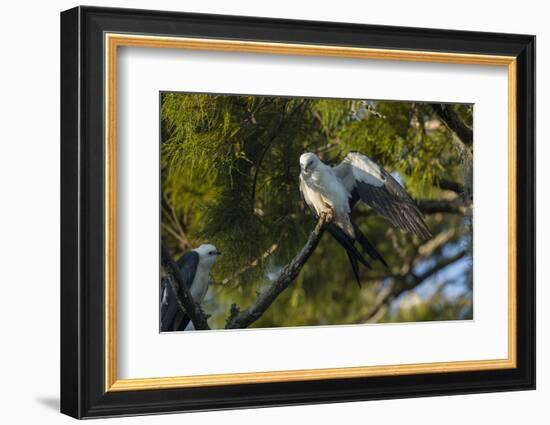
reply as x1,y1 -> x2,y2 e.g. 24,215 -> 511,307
61,5 -> 535,419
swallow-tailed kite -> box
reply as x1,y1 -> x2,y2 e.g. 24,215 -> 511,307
160,244 -> 221,331
299,151 -> 431,284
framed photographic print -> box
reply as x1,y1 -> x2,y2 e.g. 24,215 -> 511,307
60,6 -> 535,419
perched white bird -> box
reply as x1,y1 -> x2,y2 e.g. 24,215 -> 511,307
160,244 -> 221,331
299,151 -> 431,284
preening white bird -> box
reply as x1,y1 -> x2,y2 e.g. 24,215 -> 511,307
299,151 -> 431,285
160,244 -> 221,331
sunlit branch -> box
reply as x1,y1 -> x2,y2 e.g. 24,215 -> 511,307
161,222 -> 191,251
161,196 -> 192,250
220,244 -> 279,286
225,213 -> 328,329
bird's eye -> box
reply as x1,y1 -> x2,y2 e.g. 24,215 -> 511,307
209,251 -> 214,255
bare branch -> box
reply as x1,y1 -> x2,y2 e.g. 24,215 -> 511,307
361,249 -> 468,323
352,197 -> 469,218
161,222 -> 191,250
431,104 -> 473,146
221,244 -> 279,286
161,244 -> 211,330
416,229 -> 456,258
362,280 -> 396,322
409,249 -> 468,288
417,198 -> 469,215
314,141 -> 341,156
226,214 -> 328,329
161,196 -> 192,250
438,179 -> 464,194
365,304 -> 388,323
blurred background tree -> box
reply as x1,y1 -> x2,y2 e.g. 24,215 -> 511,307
161,93 -> 473,329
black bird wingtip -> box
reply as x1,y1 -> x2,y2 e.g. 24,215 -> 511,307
352,222 -> 389,268
326,223 -> 375,287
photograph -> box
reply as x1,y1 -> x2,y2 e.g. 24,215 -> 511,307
159,93 -> 474,332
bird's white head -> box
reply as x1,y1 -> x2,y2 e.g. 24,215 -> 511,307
194,243 -> 221,267
299,152 -> 320,175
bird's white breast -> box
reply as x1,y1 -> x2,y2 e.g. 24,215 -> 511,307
190,263 -> 211,304
303,165 -> 354,236
311,167 -> 350,214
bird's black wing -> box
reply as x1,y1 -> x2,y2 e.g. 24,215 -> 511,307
160,251 -> 199,332
335,152 -> 431,240
176,251 -> 200,289
160,280 -> 181,332
352,222 -> 388,268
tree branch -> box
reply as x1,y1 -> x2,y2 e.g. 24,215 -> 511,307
361,280 -> 396,322
438,179 -> 464,194
417,198 -> 469,215
221,244 -> 279,286
161,222 -> 191,251
407,249 -> 467,289
225,213 -> 328,329
431,104 -> 473,146
161,195 -> 192,250
353,197 -> 469,218
161,244 -> 211,330
362,249 -> 468,322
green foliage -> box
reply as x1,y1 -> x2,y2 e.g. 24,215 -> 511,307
161,93 -> 473,329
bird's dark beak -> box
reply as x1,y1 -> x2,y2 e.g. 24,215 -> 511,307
216,250 -> 222,256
